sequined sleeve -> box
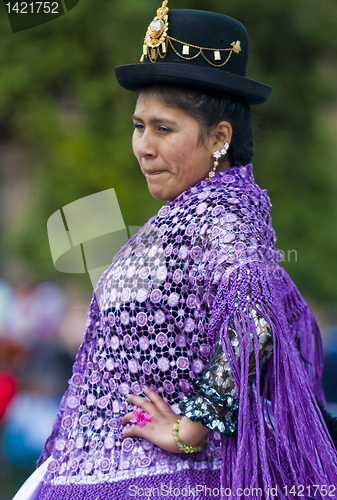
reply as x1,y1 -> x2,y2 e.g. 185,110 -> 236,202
179,307 -> 273,435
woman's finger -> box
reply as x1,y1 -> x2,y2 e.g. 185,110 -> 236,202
126,394 -> 146,406
121,412 -> 134,425
126,395 -> 154,414
122,424 -> 144,439
141,388 -> 173,412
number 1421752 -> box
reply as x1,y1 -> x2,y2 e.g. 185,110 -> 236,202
6,2 -> 60,14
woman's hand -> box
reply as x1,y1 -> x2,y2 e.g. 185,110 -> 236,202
122,387 -> 209,453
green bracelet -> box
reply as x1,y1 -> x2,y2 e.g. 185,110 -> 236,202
172,418 -> 206,453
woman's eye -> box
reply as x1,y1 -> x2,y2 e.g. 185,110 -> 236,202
158,125 -> 171,132
133,122 -> 144,130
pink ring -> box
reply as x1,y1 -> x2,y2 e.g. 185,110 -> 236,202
130,408 -> 152,427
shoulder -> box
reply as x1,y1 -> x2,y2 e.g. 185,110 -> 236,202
143,165 -> 280,267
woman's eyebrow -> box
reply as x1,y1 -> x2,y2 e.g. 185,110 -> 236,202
132,114 -> 177,126
150,117 -> 177,126
132,114 -> 143,122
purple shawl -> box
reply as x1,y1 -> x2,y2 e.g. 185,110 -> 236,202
37,164 -> 337,499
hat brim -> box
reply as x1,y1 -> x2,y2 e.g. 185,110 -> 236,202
115,63 -> 271,105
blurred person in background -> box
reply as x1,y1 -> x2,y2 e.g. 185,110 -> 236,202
0,280 -> 72,499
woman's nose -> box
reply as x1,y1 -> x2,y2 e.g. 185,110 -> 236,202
134,130 -> 157,158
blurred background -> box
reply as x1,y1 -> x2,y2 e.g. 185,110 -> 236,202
0,0 -> 337,498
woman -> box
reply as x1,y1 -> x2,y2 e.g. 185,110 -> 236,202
16,3 -> 337,500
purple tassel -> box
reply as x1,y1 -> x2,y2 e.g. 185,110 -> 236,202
213,262 -> 337,499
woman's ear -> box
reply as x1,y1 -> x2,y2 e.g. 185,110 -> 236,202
213,121 -> 232,152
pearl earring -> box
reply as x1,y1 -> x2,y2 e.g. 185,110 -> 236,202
208,142 -> 229,179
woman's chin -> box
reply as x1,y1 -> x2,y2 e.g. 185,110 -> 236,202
148,188 -> 170,201
145,175 -> 187,201
147,182 -> 171,201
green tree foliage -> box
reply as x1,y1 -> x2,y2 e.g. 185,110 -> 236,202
0,0 -> 336,302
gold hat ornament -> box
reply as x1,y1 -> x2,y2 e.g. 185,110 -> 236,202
141,1 -> 169,63
141,1 -> 241,68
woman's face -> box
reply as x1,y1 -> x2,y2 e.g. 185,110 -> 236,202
132,93 -> 217,201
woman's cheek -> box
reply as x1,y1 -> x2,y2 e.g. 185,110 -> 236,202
132,134 -> 137,157
132,138 -> 141,166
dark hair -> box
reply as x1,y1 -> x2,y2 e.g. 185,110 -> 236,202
135,84 -> 254,167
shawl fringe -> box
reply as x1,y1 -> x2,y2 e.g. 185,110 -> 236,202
208,261 -> 337,499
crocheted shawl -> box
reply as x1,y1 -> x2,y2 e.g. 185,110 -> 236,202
37,164 -> 337,500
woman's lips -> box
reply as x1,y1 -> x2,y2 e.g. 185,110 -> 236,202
145,170 -> 166,176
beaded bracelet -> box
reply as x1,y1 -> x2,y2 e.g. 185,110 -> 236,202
172,418 -> 206,453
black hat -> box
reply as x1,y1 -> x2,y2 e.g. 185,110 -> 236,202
115,2 -> 271,104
